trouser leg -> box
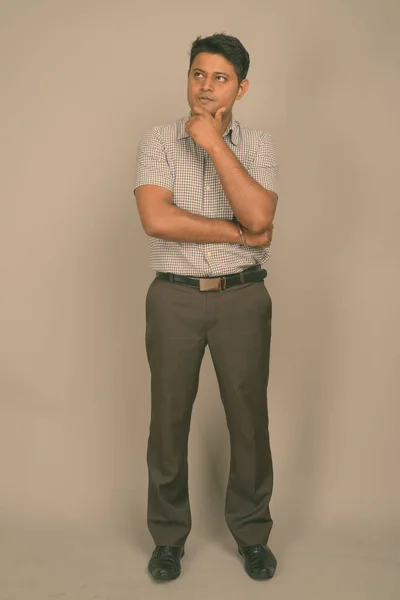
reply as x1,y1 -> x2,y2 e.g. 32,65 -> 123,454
206,281 -> 274,547
145,279 -> 206,546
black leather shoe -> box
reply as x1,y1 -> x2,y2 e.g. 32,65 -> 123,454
238,544 -> 277,580
148,546 -> 184,582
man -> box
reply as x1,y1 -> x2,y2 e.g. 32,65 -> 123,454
134,33 -> 279,582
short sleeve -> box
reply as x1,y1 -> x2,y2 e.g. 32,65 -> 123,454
133,127 -> 174,192
249,133 -> 278,195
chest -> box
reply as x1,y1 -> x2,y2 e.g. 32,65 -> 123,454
167,138 -> 254,218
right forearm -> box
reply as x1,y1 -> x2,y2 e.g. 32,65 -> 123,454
147,204 -> 242,244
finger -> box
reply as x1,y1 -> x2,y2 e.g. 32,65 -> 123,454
215,107 -> 226,122
186,114 -> 197,126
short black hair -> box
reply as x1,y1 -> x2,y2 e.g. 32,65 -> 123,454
189,33 -> 250,83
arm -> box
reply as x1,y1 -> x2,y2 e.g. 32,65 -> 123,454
133,126 -> 271,246
185,106 -> 279,234
208,139 -> 278,234
135,184 -> 242,244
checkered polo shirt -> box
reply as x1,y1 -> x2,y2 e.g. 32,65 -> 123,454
134,115 -> 278,277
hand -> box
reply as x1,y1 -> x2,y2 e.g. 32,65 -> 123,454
185,104 -> 226,152
241,223 -> 274,247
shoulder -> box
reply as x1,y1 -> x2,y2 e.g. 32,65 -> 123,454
138,116 -> 186,146
235,121 -> 278,165
237,121 -> 276,147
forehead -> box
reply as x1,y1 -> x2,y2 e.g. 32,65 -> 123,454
190,52 -> 236,76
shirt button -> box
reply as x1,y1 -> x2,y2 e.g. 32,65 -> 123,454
207,252 -> 211,257
206,185 -> 210,191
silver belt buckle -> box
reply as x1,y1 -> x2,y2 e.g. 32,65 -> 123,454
199,277 -> 226,292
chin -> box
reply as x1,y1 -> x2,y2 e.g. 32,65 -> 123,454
207,104 -> 220,115
189,100 -> 218,116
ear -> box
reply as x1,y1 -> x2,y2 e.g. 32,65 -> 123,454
236,78 -> 249,101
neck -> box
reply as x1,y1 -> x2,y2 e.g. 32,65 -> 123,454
221,110 -> 232,133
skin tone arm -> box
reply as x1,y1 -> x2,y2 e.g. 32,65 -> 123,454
135,185 -> 272,247
185,105 -> 278,234
208,140 -> 278,234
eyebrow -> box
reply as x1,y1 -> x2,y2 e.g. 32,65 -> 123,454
193,68 -> 230,77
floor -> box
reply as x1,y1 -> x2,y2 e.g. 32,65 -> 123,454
1,522 -> 399,600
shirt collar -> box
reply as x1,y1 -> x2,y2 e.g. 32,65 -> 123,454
177,113 -> 240,146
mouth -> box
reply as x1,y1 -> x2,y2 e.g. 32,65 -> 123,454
198,96 -> 214,102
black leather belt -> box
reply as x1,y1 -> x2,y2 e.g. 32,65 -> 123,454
156,265 -> 267,291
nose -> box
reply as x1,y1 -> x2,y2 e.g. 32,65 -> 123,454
201,76 -> 214,92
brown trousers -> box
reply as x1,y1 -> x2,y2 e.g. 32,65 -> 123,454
145,277 -> 274,548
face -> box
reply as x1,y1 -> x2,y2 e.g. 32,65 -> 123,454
187,52 -> 248,119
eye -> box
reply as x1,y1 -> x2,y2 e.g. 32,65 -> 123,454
216,76 -> 226,82
194,72 -> 203,78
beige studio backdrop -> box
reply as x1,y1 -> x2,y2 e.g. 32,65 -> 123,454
1,0 -> 399,561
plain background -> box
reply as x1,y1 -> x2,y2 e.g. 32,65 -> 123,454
1,0 -> 399,598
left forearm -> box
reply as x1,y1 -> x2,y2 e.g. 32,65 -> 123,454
209,140 -> 277,234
